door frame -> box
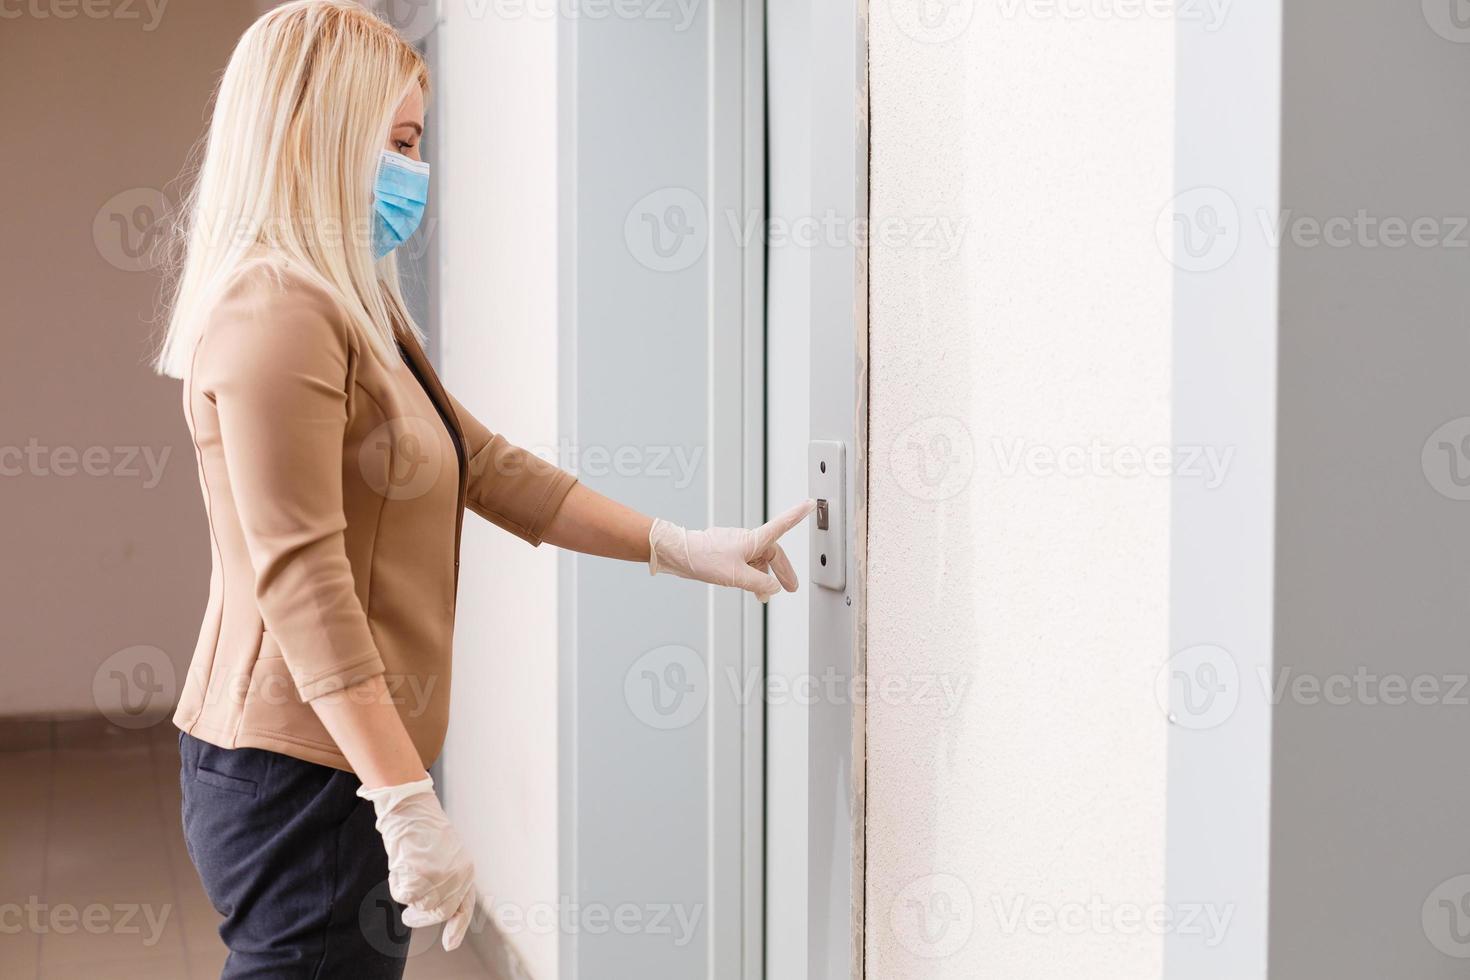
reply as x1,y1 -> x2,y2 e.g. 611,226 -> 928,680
762,1 -> 870,977
708,0 -> 769,975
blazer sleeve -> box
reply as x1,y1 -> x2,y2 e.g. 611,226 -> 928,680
444,389 -> 578,546
194,270 -> 386,702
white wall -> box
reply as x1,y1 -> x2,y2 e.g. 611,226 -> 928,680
865,3 -> 1174,977
435,8 -> 562,978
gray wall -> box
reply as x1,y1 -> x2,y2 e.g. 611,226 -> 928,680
1270,4 -> 1470,975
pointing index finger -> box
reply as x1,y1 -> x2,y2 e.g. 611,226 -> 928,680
757,499 -> 817,549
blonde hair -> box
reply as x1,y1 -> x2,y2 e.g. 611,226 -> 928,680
155,0 -> 429,378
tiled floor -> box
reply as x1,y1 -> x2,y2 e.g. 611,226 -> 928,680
0,721 -> 493,980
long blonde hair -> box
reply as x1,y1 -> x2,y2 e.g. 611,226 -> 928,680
155,0 -> 429,378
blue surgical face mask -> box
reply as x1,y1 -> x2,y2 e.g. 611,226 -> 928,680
372,150 -> 430,260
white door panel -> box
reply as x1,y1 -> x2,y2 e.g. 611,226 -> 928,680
556,4 -> 764,978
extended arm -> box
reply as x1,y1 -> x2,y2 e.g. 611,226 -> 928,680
540,481 -> 816,602
445,388 -> 815,599
538,482 -> 653,561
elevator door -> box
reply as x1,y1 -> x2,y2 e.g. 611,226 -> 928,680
555,4 -> 766,978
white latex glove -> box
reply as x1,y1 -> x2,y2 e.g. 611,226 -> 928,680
648,499 -> 817,602
357,775 -> 477,951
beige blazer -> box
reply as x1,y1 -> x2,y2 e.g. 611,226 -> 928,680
172,262 -> 577,771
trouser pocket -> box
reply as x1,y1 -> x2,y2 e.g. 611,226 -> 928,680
176,733 -> 409,978
179,734 -> 277,916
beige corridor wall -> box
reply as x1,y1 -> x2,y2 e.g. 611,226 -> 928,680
0,0 -> 259,716
865,4 -> 1174,978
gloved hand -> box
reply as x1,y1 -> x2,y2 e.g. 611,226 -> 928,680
357,775 -> 477,951
648,499 -> 817,602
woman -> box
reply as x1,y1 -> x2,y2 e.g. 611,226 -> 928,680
156,3 -> 811,976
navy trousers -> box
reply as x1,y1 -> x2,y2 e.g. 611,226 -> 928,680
178,732 -> 411,978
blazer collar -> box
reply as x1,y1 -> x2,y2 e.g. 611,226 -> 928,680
395,330 -> 455,430
394,328 -> 469,498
